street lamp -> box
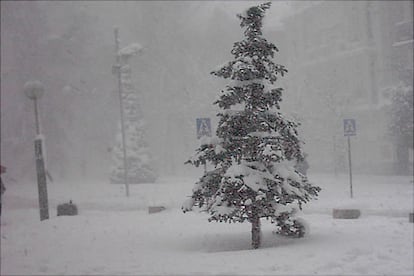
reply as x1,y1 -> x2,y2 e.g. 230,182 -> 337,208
24,80 -> 49,221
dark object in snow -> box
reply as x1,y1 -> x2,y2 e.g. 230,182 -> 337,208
0,175 -> 5,196
57,200 -> 78,216
0,165 -> 6,217
148,206 -> 166,214
0,178 -> 4,217
409,213 -> 414,223
333,208 -> 361,219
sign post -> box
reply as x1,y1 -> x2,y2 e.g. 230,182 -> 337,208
196,118 -> 212,173
343,119 -> 356,198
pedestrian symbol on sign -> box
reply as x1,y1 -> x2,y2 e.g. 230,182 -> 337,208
196,118 -> 212,139
343,119 -> 356,136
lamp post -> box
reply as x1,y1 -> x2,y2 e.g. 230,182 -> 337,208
24,81 -> 44,135
24,80 -> 49,221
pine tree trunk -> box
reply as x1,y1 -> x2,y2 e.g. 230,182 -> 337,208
251,215 -> 261,249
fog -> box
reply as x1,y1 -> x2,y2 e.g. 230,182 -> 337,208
1,1 -> 413,183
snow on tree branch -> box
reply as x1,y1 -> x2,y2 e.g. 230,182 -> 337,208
118,43 -> 143,58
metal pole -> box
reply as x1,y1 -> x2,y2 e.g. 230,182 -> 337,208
34,97 -> 53,183
35,138 -> 49,221
114,28 -> 129,197
347,136 -> 353,198
24,81 -> 49,220
333,135 -> 337,177
34,98 -> 40,135
33,95 -> 49,220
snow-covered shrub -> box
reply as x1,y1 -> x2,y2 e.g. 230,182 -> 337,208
110,44 -> 157,184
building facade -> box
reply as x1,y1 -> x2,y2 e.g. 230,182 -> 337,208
276,1 -> 413,174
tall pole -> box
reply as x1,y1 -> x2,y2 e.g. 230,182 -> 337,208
33,98 -> 40,135
24,80 -> 49,221
33,97 -> 50,219
35,137 -> 49,220
114,28 -> 130,197
333,135 -> 337,177
347,136 -> 353,198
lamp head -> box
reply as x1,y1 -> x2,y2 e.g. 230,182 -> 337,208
24,80 -> 45,100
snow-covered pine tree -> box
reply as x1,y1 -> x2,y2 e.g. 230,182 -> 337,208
182,2 -> 320,249
110,43 -> 157,184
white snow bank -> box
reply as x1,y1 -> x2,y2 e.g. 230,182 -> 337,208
1,210 -> 412,275
1,174 -> 412,275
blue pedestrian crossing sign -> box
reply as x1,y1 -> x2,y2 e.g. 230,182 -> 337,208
343,119 -> 356,136
196,118 -> 212,139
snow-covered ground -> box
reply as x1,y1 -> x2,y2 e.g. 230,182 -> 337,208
1,173 -> 413,275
